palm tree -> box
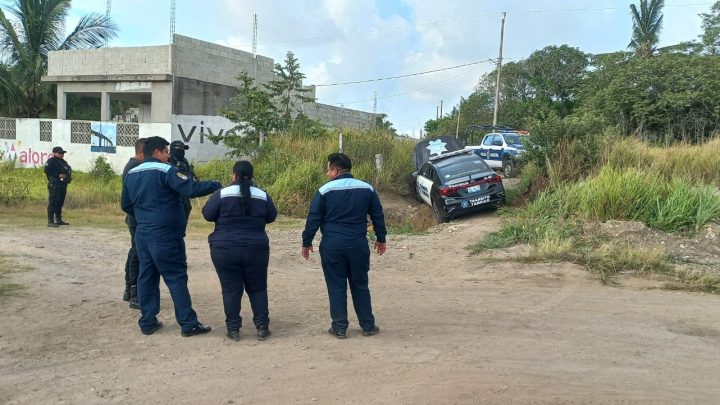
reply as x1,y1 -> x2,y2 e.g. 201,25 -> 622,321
629,0 -> 665,57
0,0 -> 118,117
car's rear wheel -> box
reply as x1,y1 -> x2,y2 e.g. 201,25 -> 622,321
431,198 -> 449,223
502,158 -> 515,178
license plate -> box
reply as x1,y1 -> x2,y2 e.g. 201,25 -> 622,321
467,185 -> 481,193
469,195 -> 490,206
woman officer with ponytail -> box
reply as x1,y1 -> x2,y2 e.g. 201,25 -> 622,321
202,161 -> 277,341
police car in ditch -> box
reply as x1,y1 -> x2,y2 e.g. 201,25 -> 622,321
412,136 -> 506,223
463,126 -> 528,178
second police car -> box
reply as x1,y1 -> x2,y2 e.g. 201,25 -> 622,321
464,129 -> 528,178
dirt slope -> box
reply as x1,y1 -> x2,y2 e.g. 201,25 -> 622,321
1,210 -> 720,404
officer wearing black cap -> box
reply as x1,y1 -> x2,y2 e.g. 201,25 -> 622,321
44,146 -> 72,227
168,140 -> 198,220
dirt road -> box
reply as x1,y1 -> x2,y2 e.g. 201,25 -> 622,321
1,211 -> 720,404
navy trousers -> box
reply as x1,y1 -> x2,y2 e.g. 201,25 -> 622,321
210,244 -> 269,331
124,224 -> 139,290
47,185 -> 66,223
319,243 -> 375,333
135,236 -> 199,333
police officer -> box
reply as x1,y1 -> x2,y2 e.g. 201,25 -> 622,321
301,153 -> 387,338
121,136 -> 222,336
44,146 -> 72,227
168,140 -> 198,220
121,137 -> 147,309
202,161 -> 277,341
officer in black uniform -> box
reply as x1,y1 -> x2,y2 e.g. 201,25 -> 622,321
121,136 -> 222,336
121,137 -> 147,309
301,153 -> 387,339
44,146 -> 72,228
168,140 -> 198,220
202,161 -> 277,341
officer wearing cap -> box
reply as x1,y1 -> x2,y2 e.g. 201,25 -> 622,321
168,140 -> 198,220
44,146 -> 72,227
121,136 -> 222,336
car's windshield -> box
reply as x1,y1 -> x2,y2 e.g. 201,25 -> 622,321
504,134 -> 525,145
437,158 -> 491,181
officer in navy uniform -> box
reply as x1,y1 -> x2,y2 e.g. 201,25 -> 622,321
202,161 -> 277,341
121,137 -> 147,309
121,136 -> 222,336
301,153 -> 387,339
168,140 -> 198,221
44,146 -> 72,227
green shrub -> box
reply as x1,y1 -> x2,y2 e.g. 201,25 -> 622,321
88,156 -> 115,181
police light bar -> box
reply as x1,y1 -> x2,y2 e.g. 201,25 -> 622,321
428,149 -> 474,161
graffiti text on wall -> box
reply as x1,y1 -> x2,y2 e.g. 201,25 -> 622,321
1,143 -> 50,166
177,120 -> 237,145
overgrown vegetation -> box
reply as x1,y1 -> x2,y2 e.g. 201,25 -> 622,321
470,137 -> 720,291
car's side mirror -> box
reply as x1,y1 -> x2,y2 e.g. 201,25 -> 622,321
492,140 -> 503,146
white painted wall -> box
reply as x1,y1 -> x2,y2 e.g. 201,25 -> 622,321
0,115 -> 248,172
0,118 -> 171,173
171,114 -> 237,162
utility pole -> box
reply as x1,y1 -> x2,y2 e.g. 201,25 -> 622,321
493,12 -> 506,127
440,100 -> 443,117
106,0 -> 111,16
455,98 -> 463,139
373,91 -> 377,114
252,14 -> 258,81
436,105 -> 439,119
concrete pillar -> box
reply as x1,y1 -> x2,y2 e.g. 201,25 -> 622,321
139,103 -> 151,123
101,92 -> 111,121
56,86 -> 67,119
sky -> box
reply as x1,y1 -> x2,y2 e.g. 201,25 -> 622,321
66,0 -> 714,137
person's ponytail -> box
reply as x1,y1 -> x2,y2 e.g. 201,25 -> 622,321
239,177 -> 251,215
233,160 -> 254,216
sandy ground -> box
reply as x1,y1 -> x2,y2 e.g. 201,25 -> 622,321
2,207 -> 720,404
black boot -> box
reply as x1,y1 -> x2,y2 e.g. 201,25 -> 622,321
123,285 -> 130,302
48,209 -> 58,227
128,285 -> 140,309
227,328 -> 240,341
55,213 -> 69,225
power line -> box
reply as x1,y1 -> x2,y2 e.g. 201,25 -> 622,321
315,59 -> 494,87
328,65 -> 482,106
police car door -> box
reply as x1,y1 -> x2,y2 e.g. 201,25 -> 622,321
416,163 -> 433,205
487,135 -> 504,169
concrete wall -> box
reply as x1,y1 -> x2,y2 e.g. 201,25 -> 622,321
172,77 -> 236,116
304,102 -> 379,129
0,118 -> 170,173
172,35 -> 275,87
47,46 -> 172,77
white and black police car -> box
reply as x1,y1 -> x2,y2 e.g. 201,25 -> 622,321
463,126 -> 529,178
412,136 -> 505,223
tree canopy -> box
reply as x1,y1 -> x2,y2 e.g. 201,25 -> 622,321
424,0 -> 720,144
0,0 -> 118,117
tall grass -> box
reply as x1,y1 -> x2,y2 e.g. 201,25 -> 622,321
562,167 -> 720,232
250,128 -> 416,217
605,137 -> 720,187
